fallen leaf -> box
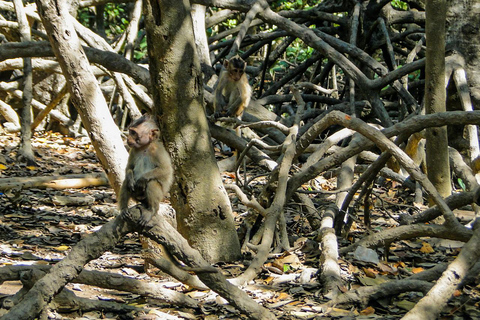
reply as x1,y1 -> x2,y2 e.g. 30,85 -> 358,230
358,275 -> 387,286
420,242 -> 434,254
412,267 -> 424,274
362,267 -> 377,278
54,245 -> 70,251
396,300 -> 416,311
360,306 -> 375,315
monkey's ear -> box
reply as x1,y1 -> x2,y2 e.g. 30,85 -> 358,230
223,59 -> 229,68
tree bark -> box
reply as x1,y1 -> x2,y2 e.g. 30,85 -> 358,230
425,0 -> 451,199
35,0 -> 128,194
13,0 -> 35,166
143,0 -> 241,262
446,0 -> 480,107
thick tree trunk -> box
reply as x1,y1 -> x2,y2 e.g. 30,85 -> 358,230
446,0 -> 480,108
143,0 -> 241,262
35,0 -> 128,194
425,0 -> 451,199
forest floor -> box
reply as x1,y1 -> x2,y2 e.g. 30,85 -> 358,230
1,131 -> 480,319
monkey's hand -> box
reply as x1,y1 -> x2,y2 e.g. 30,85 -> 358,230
136,176 -> 150,193
139,208 -> 155,229
120,208 -> 131,221
225,108 -> 236,117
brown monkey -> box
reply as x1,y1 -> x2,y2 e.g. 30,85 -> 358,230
118,114 -> 173,227
213,55 -> 252,120
118,116 -> 217,280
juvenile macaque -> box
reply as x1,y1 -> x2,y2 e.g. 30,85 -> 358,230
119,114 -> 173,227
213,55 -> 252,120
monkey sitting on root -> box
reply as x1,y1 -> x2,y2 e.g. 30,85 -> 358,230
118,114 -> 217,279
118,114 -> 173,227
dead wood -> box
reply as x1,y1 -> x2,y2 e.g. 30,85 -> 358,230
231,87 -> 304,286
403,222 -> 480,320
287,110 -> 480,204
209,122 -> 278,171
123,205 -> 277,320
5,267 -> 142,316
401,189 -> 480,224
317,205 -> 343,298
0,41 -> 150,88
0,215 -> 133,320
36,0 -> 129,194
449,147 -> 479,191
325,279 -> 433,309
13,0 -> 35,167
0,173 -> 109,191
0,265 -> 199,308
339,223 -> 473,255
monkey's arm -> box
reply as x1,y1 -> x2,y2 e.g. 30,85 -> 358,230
119,156 -> 135,210
139,167 -> 172,186
137,144 -> 174,193
118,177 -> 131,210
213,71 -> 228,116
226,81 -> 251,118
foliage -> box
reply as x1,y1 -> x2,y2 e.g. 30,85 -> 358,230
134,36 -> 148,61
391,0 -> 408,10
77,4 -> 129,38
272,0 -> 315,10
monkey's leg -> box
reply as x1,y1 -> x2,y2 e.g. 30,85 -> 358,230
138,181 -> 165,228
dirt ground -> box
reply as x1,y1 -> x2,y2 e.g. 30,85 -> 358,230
1,131 -> 480,319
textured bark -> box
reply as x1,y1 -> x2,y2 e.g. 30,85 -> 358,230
446,0 -> 480,107
35,0 -> 128,194
143,0 -> 241,262
13,0 -> 35,166
425,0 -> 451,198
403,224 -> 480,320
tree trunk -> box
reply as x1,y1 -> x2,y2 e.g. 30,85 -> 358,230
446,0 -> 480,108
35,0 -> 128,194
143,0 -> 241,262
13,0 -> 36,166
425,0 -> 451,199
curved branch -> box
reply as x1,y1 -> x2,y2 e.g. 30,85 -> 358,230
0,41 -> 151,87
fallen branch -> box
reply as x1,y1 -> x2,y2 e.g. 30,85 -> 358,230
325,279 -> 433,309
339,223 -> 473,255
403,222 -> 480,320
0,265 -> 198,308
0,173 -> 109,191
124,205 -> 277,320
0,214 -> 133,320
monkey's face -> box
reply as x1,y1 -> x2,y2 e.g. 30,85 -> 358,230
229,68 -> 244,81
127,127 -> 153,150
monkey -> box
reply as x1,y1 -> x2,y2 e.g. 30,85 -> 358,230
118,114 -> 174,227
118,114 -> 177,278
117,115 -> 219,281
213,55 -> 252,120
